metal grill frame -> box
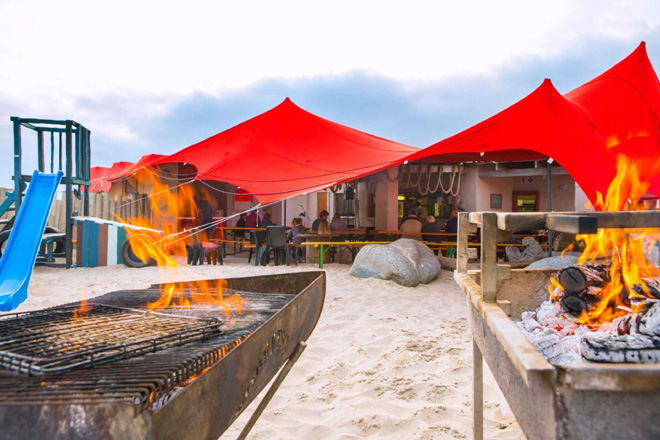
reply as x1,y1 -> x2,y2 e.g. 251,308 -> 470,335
0,271 -> 326,440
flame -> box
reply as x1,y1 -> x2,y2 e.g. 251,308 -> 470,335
553,155 -> 660,326
73,298 -> 91,322
109,169 -> 244,315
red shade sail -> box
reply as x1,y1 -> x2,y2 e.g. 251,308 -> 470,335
155,98 -> 418,204
400,42 -> 660,203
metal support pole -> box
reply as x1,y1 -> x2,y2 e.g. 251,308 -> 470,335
11,117 -> 22,211
480,212 -> 498,303
50,132 -> 55,173
457,212 -> 469,274
547,159 -> 553,257
37,130 -> 45,172
473,338 -> 484,440
65,121 -> 73,269
58,132 -> 63,171
237,342 -> 308,440
82,128 -> 90,216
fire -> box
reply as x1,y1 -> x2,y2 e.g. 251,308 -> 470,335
147,279 -> 244,317
556,154 -> 660,326
109,169 -> 245,315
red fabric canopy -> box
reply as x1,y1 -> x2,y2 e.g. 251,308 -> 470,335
89,155 -> 167,193
155,98 -> 418,204
400,42 -> 660,203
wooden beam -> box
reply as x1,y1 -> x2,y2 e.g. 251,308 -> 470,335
546,215 -> 598,234
479,167 -> 569,178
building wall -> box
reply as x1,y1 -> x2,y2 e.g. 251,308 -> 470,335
459,165 -> 478,212
459,164 -> 577,213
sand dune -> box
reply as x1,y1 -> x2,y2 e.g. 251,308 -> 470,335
21,260 -> 524,439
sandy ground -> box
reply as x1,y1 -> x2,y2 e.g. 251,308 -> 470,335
21,258 -> 525,440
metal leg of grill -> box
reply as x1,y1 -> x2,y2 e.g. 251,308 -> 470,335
473,338 -> 484,440
237,341 -> 308,440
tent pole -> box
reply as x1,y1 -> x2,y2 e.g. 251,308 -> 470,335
547,158 -> 553,257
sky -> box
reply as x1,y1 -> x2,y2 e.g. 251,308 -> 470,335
1,0 -> 660,187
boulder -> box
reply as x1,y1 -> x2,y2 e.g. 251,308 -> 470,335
526,254 -> 580,269
349,239 -> 441,287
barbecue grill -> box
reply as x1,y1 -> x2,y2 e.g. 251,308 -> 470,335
0,271 -> 325,440
456,212 -> 660,440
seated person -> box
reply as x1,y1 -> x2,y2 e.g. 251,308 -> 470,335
287,217 -> 306,260
422,216 -> 443,242
318,219 -> 331,234
312,210 -> 329,231
261,212 -> 274,228
445,210 -> 459,233
330,213 -> 346,231
400,209 -> 423,240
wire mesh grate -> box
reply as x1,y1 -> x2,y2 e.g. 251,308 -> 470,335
0,304 -> 223,376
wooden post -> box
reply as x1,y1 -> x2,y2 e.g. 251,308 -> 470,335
102,193 -> 110,220
473,338 -> 484,440
457,212 -> 469,274
480,212 -> 498,303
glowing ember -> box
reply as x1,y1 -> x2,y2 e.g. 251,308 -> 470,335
555,154 -> 660,326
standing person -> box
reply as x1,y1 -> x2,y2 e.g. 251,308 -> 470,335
422,216 -> 443,255
399,209 -> 423,240
235,213 -> 247,228
261,212 -> 274,228
445,210 -> 459,234
312,210 -> 329,231
245,210 -> 258,228
198,193 -> 215,240
330,213 -> 346,231
235,213 -> 247,239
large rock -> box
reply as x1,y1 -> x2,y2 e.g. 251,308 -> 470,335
526,254 -> 580,269
349,239 -> 441,287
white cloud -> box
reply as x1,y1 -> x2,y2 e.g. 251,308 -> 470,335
0,0 -> 658,179
1,0 -> 658,98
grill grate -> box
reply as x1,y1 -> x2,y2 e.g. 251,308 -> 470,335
0,289 -> 295,411
0,303 -> 223,376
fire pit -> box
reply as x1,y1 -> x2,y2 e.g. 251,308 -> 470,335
455,211 -> 660,440
0,271 -> 325,440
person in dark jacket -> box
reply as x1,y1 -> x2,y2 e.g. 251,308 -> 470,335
261,213 -> 274,228
235,213 -> 247,228
445,210 -> 459,234
312,210 -> 329,231
422,216 -> 443,255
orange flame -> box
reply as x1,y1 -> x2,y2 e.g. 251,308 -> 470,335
555,155 -> 660,326
110,169 -> 243,314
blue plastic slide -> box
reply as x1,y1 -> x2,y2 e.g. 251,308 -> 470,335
0,170 -> 63,311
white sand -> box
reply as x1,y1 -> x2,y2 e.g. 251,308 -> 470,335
21,260 -> 525,439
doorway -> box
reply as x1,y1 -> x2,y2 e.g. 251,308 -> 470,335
317,192 -> 328,216
512,191 -> 539,212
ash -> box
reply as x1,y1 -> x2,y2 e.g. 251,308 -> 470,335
515,296 -> 617,365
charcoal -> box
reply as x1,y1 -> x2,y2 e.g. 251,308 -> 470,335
634,300 -> 660,337
632,276 -> 660,300
561,294 -> 589,317
581,332 -> 660,363
557,264 -> 608,294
